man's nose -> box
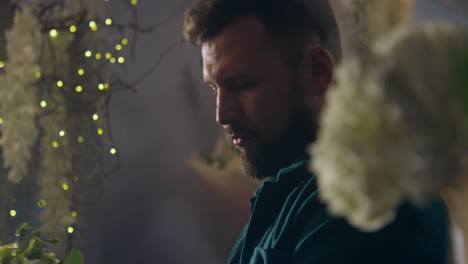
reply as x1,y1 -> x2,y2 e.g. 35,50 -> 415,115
216,89 -> 241,125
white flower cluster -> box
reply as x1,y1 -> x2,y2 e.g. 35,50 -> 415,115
0,7 -> 42,183
310,23 -> 468,231
351,0 -> 413,47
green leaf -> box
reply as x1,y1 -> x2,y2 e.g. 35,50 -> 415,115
64,249 -> 84,264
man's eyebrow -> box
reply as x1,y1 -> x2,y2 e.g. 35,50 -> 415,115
219,73 -> 256,86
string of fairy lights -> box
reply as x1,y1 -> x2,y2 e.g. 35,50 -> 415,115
0,0 -> 140,237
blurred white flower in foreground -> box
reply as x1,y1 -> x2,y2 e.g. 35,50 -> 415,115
310,23 -> 468,231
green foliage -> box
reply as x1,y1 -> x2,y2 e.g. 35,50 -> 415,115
0,224 -> 83,264
63,249 -> 83,264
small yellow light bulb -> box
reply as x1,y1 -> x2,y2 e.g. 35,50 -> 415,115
37,200 -> 46,208
67,226 -> 74,234
105,18 -> 112,25
0,61 -> 4,68
110,148 -> 117,155
57,80 -> 64,87
115,44 -> 123,51
35,72 -> 42,79
52,141 -> 59,148
110,58 -> 116,63
10,210 -> 17,217
70,25 -> 77,32
40,101 -> 47,108
95,53 -> 102,60
71,211 -> 78,218
62,183 -> 69,191
98,83 -> 105,90
118,57 -> 125,63
77,136 -> 85,143
89,21 -> 98,31
49,29 -> 58,38
131,0 -> 138,5
121,38 -> 128,45
78,69 -> 85,75
85,50 -> 92,57
104,83 -> 110,89
76,85 -> 83,92
105,53 -> 112,59
0,118 -> 3,124
93,114 -> 99,120
98,128 -> 104,135
59,130 -> 66,137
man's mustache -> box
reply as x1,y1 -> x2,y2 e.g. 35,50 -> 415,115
224,125 -> 257,139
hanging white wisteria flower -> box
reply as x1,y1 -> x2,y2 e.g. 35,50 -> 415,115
0,7 -> 42,183
310,23 -> 468,231
351,0 -> 413,44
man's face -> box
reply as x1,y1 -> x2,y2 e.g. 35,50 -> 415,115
202,17 -> 317,179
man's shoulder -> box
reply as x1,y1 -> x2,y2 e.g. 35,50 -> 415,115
278,160 -> 449,263
292,193 -> 449,263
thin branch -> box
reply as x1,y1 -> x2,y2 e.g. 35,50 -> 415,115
131,39 -> 182,88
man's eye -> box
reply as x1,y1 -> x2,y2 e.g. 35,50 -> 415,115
209,85 -> 218,95
233,81 -> 256,90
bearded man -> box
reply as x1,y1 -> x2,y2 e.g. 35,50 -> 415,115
183,0 -> 449,263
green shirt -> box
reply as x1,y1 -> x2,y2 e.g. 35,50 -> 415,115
228,160 -> 448,264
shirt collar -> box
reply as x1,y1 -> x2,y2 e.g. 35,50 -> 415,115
252,154 -> 310,197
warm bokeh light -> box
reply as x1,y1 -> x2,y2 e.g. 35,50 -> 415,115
89,21 -> 98,31
49,29 -> 58,38
37,200 -> 46,208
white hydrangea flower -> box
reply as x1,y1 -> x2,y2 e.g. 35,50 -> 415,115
0,7 -> 42,183
310,23 -> 468,231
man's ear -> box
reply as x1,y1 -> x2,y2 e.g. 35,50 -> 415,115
300,44 -> 334,98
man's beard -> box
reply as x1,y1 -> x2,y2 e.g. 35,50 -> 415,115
228,104 -> 318,180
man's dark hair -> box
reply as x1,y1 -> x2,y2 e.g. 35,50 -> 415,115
183,0 -> 341,65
